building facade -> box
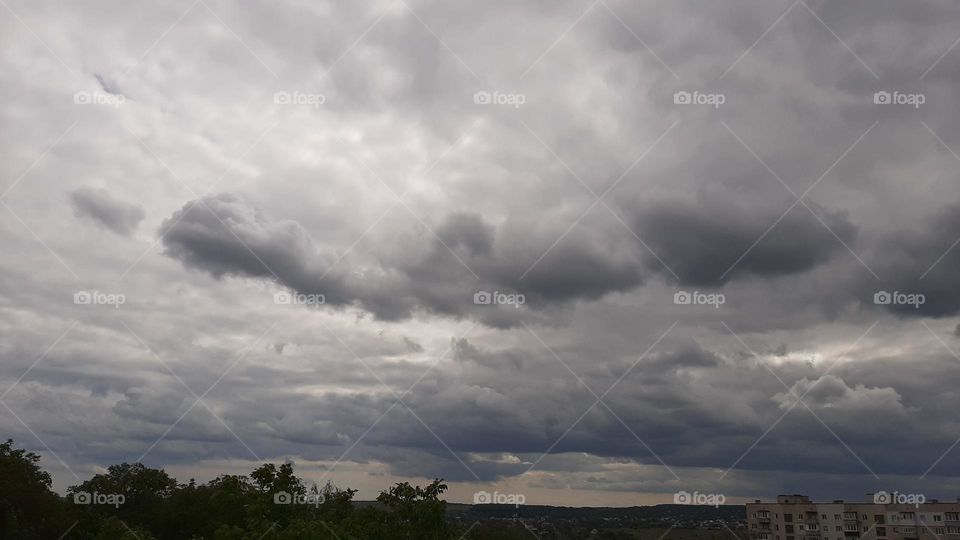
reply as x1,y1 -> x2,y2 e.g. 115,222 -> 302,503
747,495 -> 960,540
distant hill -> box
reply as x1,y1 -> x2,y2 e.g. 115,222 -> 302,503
444,503 -> 746,523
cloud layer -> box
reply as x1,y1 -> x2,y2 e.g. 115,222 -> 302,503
71,187 -> 144,236
2,0 -> 960,505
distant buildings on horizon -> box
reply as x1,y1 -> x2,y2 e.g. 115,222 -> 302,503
748,494 -> 960,540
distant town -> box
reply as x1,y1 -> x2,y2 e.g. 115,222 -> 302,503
748,495 -> 960,540
445,502 -> 747,539
447,493 -> 960,539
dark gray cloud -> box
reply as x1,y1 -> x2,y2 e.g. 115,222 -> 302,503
633,198 -> 857,286
6,0 -> 960,505
641,340 -> 723,369
160,194 -> 644,326
70,187 -> 145,236
856,202 -> 960,317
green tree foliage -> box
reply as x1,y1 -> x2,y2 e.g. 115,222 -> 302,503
0,439 -> 74,539
375,480 -> 449,539
68,461 -> 178,533
92,516 -> 157,540
1,439 -> 456,539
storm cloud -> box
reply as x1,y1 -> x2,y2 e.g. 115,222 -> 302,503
634,198 -> 857,285
160,193 -> 644,326
3,0 -> 960,506
70,187 -> 145,236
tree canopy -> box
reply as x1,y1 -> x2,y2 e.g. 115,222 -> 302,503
0,439 -> 452,539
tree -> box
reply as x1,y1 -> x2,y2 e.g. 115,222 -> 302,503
376,479 -> 449,539
68,462 -> 177,532
93,516 -> 158,540
0,439 -> 73,539
1,449 -> 453,539
250,462 -> 304,496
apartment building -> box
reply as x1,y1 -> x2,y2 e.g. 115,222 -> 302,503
747,495 -> 960,540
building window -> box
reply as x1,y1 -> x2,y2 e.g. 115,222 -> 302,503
935,516 -> 943,522
877,528 -> 886,537
835,515 -> 842,521
936,528 -> 945,535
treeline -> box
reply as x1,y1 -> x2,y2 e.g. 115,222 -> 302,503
458,503 -> 746,521
0,439 -> 452,539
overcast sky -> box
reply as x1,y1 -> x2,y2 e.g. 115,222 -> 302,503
3,0 -> 960,506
